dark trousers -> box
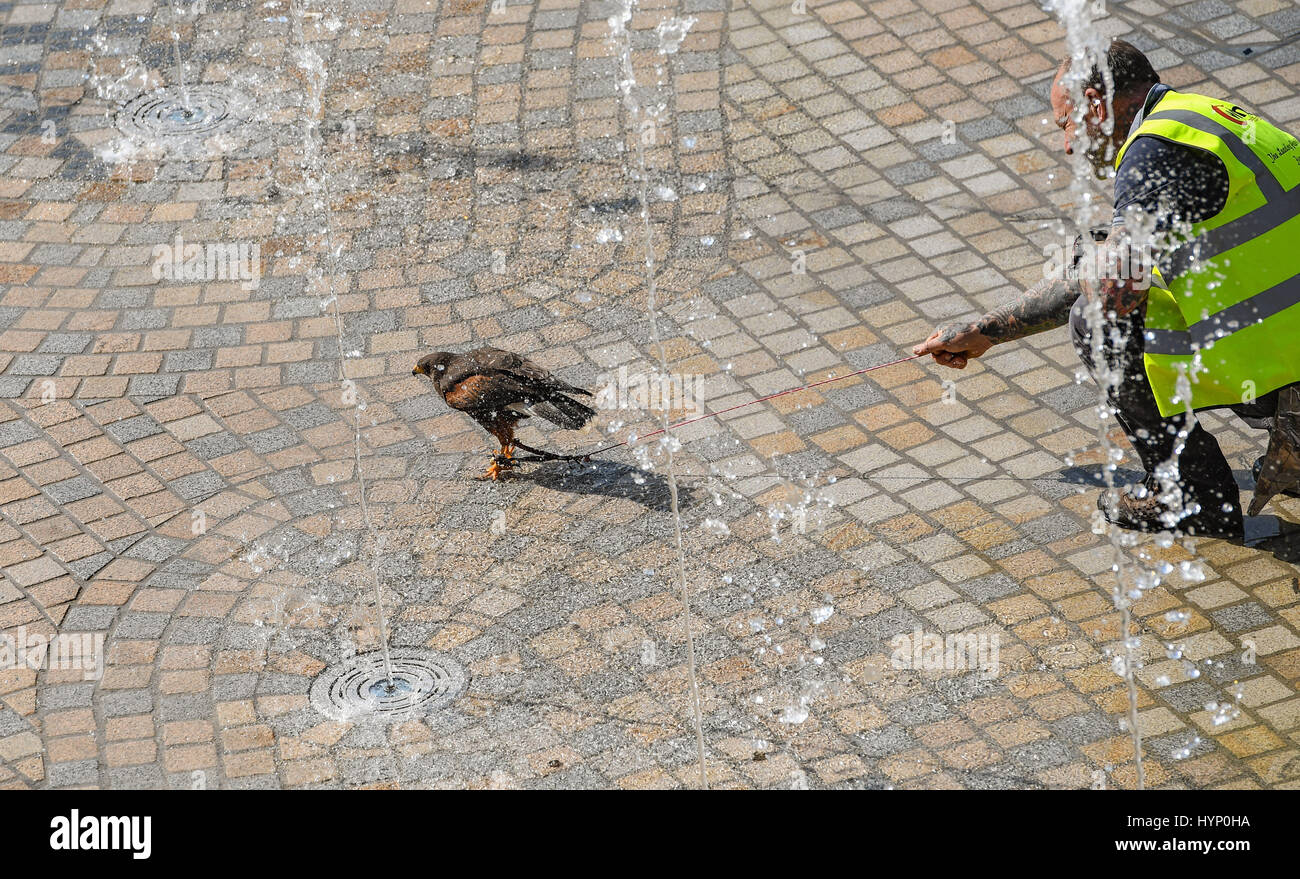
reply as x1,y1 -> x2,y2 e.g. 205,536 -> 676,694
1068,296 -> 1276,506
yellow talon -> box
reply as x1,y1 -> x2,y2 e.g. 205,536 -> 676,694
484,448 -> 519,480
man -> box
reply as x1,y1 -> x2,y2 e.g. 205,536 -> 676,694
914,40 -> 1300,539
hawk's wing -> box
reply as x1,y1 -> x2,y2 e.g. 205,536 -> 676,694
442,373 -> 538,414
444,347 -> 590,397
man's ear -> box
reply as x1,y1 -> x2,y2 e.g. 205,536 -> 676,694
1083,86 -> 1108,123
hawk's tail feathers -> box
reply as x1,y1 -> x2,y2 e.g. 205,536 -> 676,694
534,394 -> 597,430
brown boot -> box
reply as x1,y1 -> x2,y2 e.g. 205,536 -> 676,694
1249,384 -> 1300,515
1098,476 -> 1243,539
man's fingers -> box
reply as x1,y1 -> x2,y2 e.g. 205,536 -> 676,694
930,349 -> 969,370
917,327 -> 983,369
912,333 -> 942,356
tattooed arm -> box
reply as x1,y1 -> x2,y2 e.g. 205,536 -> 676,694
979,276 -> 1081,340
913,225 -> 1148,369
912,276 -> 1079,368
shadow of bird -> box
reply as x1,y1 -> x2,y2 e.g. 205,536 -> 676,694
525,458 -> 701,513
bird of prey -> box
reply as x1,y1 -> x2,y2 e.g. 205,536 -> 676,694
413,347 -> 596,479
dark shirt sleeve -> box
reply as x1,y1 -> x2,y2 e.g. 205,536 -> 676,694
1113,135 -> 1230,231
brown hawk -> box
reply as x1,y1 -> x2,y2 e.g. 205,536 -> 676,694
413,347 -> 596,479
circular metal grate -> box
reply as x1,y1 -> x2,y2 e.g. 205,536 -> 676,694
115,86 -> 246,151
309,649 -> 467,723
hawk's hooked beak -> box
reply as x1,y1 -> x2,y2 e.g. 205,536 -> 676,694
412,366 -> 421,376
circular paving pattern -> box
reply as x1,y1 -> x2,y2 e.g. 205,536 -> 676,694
115,85 -> 246,150
309,649 -> 468,723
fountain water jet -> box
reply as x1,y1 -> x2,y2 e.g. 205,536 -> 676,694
167,0 -> 194,114
609,0 -> 708,789
1043,0 -> 1223,789
290,0 -> 395,692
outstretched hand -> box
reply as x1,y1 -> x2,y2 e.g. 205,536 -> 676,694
912,323 -> 994,369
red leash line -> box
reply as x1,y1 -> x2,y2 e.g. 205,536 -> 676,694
581,351 -> 925,458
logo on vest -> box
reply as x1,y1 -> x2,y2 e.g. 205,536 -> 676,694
1212,104 -> 1251,125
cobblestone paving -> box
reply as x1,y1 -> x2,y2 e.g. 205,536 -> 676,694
2,0 -> 1300,789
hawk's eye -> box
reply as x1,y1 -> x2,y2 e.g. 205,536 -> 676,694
436,364 -> 445,371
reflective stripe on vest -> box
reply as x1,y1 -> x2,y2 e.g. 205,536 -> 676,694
1113,90 -> 1300,416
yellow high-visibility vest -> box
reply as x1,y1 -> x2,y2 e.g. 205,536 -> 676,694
1114,89 -> 1300,416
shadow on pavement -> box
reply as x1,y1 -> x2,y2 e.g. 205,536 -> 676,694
522,458 -> 700,513
1243,515 -> 1300,565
